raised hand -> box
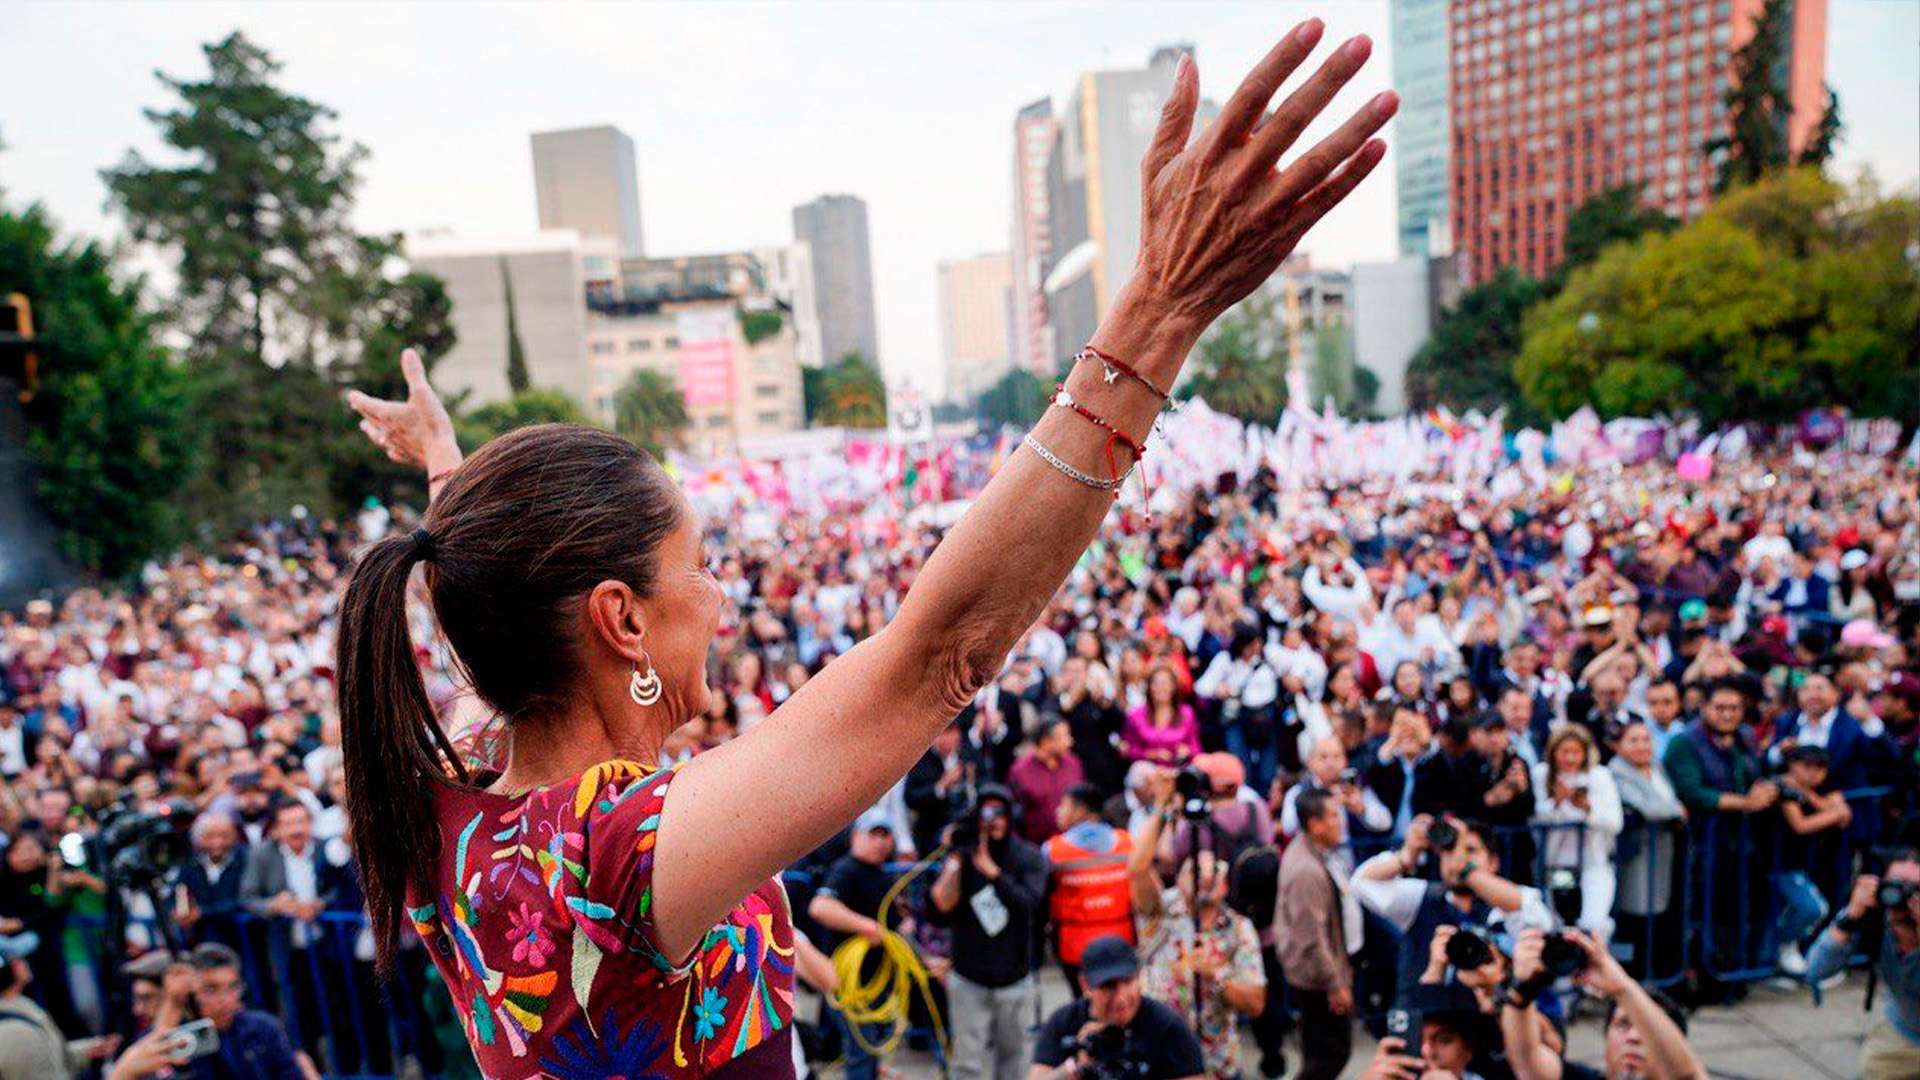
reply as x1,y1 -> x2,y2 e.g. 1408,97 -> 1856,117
345,347 -> 459,477
1127,20 -> 1396,334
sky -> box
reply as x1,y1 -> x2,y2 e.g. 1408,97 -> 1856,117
4,1 -> 1917,396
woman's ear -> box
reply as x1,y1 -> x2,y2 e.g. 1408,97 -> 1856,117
585,580 -> 647,664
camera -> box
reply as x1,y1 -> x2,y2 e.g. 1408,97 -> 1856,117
1537,931 -> 1590,979
1075,1023 -> 1131,1080
1174,766 -> 1213,821
1427,819 -> 1460,852
1878,879 -> 1918,910
945,794 -> 1008,852
1445,925 -> 1497,971
94,800 -> 195,891
1336,767 -> 1361,787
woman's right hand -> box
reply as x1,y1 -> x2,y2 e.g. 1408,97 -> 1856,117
345,347 -> 460,476
1116,20 -> 1396,339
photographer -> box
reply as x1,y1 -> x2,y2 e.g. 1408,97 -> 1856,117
1352,814 -> 1555,1003
930,784 -> 1049,1080
1130,774 -> 1267,1079
1805,852 -> 1920,1079
1499,928 -> 1706,1080
1029,936 -> 1205,1080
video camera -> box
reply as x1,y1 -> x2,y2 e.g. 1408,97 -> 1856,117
945,790 -> 1009,852
1443,926 -> 1588,997
70,799 -> 195,891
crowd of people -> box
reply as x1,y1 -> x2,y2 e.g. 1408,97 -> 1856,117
1,439 -> 1918,1079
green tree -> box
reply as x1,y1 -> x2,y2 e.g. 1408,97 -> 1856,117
738,309 -> 783,346
1351,365 -> 1381,417
1403,268 -> 1552,417
102,31 -> 453,527
1707,0 -> 1841,192
804,352 -> 886,428
1179,290 -> 1289,424
503,259 -> 529,393
612,368 -> 689,456
457,388 -> 594,449
974,368 -> 1049,428
0,202 -> 199,575
1515,169 -> 1918,422
1307,324 -> 1354,413
1559,184 -> 1676,276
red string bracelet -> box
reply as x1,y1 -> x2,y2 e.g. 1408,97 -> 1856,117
1079,345 -> 1176,406
428,466 -> 459,488
1051,384 -> 1154,521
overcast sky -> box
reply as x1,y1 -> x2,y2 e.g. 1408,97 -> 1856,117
4,1 -> 1916,395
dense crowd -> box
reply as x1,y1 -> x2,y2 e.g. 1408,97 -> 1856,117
2,442 -> 1918,1080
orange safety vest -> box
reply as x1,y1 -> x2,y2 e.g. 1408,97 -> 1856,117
1044,825 -> 1135,965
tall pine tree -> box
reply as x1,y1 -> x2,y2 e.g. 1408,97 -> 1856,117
1706,0 -> 1840,192
103,32 -> 453,526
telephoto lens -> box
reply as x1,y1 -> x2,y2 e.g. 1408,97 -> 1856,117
1427,820 -> 1460,852
1444,925 -> 1495,971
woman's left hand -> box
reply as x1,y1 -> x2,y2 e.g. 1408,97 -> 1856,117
346,347 -> 460,474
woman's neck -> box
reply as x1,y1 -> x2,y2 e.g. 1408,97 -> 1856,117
490,703 -> 666,795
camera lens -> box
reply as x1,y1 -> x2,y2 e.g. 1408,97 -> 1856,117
1445,927 -> 1494,970
1428,821 -> 1459,851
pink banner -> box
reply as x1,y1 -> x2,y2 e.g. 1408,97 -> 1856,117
677,310 -> 735,408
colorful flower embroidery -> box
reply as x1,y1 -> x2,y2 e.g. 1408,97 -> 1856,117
508,901 -> 554,966
410,760 -> 794,1077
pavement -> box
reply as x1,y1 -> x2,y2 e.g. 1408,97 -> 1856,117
807,967 -> 1882,1079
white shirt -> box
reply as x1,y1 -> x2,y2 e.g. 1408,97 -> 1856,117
280,841 -> 320,948
0,723 -> 25,776
1350,850 -> 1557,935
1195,652 -> 1280,710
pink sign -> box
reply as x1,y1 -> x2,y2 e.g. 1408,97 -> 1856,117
675,309 -> 735,408
1675,452 -> 1712,481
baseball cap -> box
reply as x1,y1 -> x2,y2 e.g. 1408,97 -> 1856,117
1193,752 -> 1246,793
1079,935 -> 1140,987
1840,549 -> 1870,572
1582,606 -> 1615,629
1841,620 -> 1897,651
853,807 -> 894,836
1678,598 -> 1708,624
0,932 -> 40,962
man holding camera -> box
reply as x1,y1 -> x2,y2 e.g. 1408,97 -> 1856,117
1805,851 -> 1920,1080
931,784 -> 1049,1080
1499,927 -> 1707,1080
1029,936 -> 1205,1080
1352,814 -> 1555,1004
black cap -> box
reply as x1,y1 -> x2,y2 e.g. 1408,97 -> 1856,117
1079,935 -> 1140,987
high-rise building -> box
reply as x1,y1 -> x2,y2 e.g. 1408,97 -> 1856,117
936,252 -> 1015,404
792,195 -> 880,367
407,230 -> 617,411
1042,46 -> 1219,365
1010,98 -> 1060,376
753,242 -> 825,369
530,126 -> 646,256
1449,0 -> 1828,284
1351,256 -> 1434,415
1392,0 -> 1452,258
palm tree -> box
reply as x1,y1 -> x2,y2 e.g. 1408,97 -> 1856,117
613,368 -> 689,455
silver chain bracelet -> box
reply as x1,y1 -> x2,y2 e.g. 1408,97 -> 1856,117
1022,433 -> 1133,493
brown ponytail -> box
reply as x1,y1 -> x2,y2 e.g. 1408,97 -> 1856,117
335,424 -> 681,977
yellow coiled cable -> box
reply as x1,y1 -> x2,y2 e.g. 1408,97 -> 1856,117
827,847 -> 950,1062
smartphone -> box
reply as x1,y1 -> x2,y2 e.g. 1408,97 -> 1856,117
166,1019 -> 220,1062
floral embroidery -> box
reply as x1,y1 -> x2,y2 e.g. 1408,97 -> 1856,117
507,901 -> 554,966
411,759 -> 794,1077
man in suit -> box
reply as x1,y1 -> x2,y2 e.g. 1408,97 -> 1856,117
1276,788 -> 1357,1080
1768,671 -> 1885,792
239,798 -> 342,1063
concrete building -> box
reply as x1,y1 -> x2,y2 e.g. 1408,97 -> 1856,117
1010,98 -> 1060,375
792,194 -> 880,367
1042,46 -> 1219,367
753,242 -> 825,369
530,126 -> 646,257
1449,0 -> 1829,283
1392,0 -> 1452,258
1351,257 -> 1433,416
407,230 -> 616,411
936,252 -> 1015,405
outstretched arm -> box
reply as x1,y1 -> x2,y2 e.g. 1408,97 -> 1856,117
650,19 -> 1395,961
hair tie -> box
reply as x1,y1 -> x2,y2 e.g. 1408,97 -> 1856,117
409,527 -> 435,561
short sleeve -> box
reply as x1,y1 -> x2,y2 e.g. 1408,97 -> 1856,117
576,760 -> 688,973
